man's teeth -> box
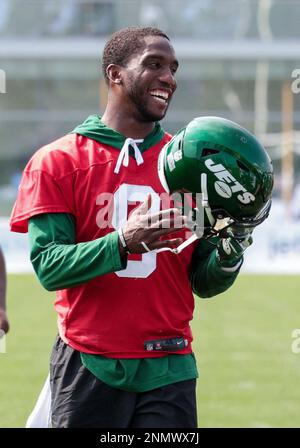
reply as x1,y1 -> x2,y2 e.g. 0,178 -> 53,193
153,96 -> 167,104
150,90 -> 169,102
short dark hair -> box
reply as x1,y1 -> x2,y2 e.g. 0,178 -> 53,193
102,26 -> 170,83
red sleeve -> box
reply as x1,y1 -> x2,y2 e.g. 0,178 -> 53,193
10,139 -> 77,233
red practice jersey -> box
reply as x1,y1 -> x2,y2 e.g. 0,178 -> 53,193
11,133 -> 198,357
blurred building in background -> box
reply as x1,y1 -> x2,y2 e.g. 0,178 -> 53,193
0,0 -> 299,222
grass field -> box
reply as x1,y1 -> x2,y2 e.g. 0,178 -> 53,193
0,274 -> 300,428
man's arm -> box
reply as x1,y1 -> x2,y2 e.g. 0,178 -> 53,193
190,237 -> 242,298
29,195 -> 186,292
0,247 -> 9,333
29,213 -> 128,291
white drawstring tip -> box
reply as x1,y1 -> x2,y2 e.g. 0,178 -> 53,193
114,138 -> 144,174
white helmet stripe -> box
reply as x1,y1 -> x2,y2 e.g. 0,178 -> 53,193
201,173 -> 216,227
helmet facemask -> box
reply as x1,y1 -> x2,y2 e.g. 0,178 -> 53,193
195,172 -> 272,241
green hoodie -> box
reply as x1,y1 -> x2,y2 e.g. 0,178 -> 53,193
72,114 -> 164,152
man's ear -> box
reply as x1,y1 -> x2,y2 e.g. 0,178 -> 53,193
106,64 -> 123,85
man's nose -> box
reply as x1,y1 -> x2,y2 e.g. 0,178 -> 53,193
158,68 -> 177,90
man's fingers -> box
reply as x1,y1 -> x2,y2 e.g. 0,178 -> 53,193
132,193 -> 152,216
2,321 -> 9,334
149,217 -> 187,232
151,238 -> 183,251
153,226 -> 187,239
0,317 -> 9,334
145,207 -> 182,225
145,214 -> 187,231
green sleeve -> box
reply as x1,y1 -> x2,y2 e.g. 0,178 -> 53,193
190,237 -> 241,299
28,213 -> 127,291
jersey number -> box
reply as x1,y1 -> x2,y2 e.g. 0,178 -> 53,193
112,184 -> 160,278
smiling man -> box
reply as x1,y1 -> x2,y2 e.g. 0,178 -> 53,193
10,27 -> 244,428
101,27 -> 178,127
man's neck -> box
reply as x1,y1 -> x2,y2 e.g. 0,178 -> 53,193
101,107 -> 155,140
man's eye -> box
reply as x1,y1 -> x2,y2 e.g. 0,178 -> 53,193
149,62 -> 160,69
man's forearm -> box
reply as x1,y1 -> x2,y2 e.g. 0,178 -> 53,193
190,238 -> 240,298
29,213 -> 127,291
191,250 -> 240,298
0,248 -> 9,333
0,248 -> 7,311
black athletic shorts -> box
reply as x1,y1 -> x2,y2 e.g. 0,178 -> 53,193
50,336 -> 198,428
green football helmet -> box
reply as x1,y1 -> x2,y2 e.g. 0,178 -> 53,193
158,116 -> 274,241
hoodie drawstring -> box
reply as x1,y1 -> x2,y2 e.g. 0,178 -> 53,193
114,138 -> 144,174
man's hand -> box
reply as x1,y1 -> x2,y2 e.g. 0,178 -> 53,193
121,194 -> 187,254
0,308 -> 9,334
216,233 -> 253,268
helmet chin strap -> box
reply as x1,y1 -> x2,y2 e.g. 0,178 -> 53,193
156,233 -> 199,255
157,144 -> 170,194
156,174 -> 217,255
